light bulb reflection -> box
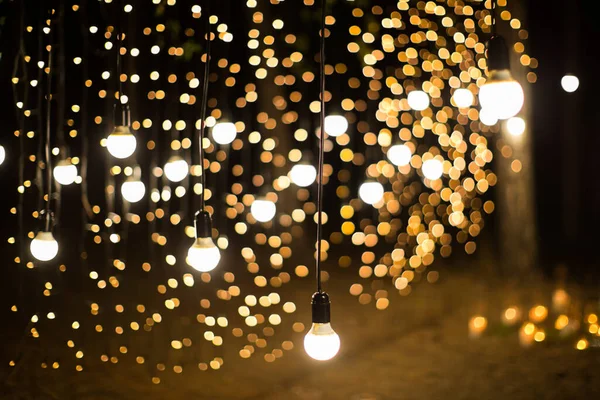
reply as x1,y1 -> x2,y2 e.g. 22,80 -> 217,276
304,323 -> 340,361
53,160 -> 78,186
324,115 -> 348,137
106,126 -> 136,159
251,199 -> 276,222
359,181 -> 384,205
387,144 -> 412,167
164,156 -> 189,182
121,180 -> 145,203
290,164 -> 317,187
407,90 -> 430,111
30,231 -> 59,262
422,159 -> 444,180
186,237 -> 220,272
212,122 -> 237,145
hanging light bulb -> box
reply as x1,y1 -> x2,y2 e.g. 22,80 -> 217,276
30,231 -> 59,262
290,164 -> 317,187
53,159 -> 78,186
387,144 -> 412,167
0,145 -> 5,165
304,292 -> 340,361
106,125 -> 136,159
186,211 -> 220,272
452,88 -> 474,108
359,181 -> 384,205
407,90 -> 429,111
121,177 -> 145,203
422,159 -> 444,180
164,156 -> 189,183
251,198 -> 276,222
479,35 -> 524,120
324,115 -> 348,137
211,122 -> 237,145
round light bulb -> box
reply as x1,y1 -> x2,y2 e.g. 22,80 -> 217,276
479,108 -> 498,126
30,231 -> 59,262
164,156 -> 189,182
289,164 -> 317,187
324,115 -> 348,137
407,90 -> 430,111
453,88 -> 474,108
186,237 -> 220,272
121,180 -> 145,203
561,74 -> 579,93
359,181 -> 384,205
251,199 -> 276,222
0,145 -> 5,165
422,159 -> 444,180
106,126 -> 137,159
304,323 -> 340,361
506,117 -> 526,137
387,144 -> 412,167
212,122 -> 237,145
479,69 -> 524,120
53,160 -> 78,186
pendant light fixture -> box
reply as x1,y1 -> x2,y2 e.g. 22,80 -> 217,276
31,11 -> 59,263
478,0 -> 524,120
303,0 -> 340,362
106,0 -> 136,159
186,1 -> 221,273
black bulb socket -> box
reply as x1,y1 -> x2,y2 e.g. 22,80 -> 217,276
486,34 -> 510,72
194,210 -> 213,239
311,291 -> 331,324
113,103 -> 131,127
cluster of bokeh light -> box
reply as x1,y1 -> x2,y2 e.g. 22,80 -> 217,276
6,0 -> 537,381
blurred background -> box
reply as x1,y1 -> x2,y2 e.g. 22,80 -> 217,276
0,0 -> 599,398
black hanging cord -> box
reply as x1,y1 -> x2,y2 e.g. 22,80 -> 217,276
316,0 -> 326,294
44,11 -> 55,232
116,0 -> 124,100
198,0 -> 212,212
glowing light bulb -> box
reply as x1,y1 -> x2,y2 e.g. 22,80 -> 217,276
304,323 -> 340,361
324,115 -> 348,137
387,144 -> 412,167
251,199 -> 276,222
407,90 -> 429,111
506,117 -> 526,136
479,69 -> 524,120
53,160 -> 78,186
106,125 -> 136,159
164,156 -> 189,182
289,164 -> 317,187
121,179 -> 145,203
359,181 -> 384,205
452,88 -> 474,108
186,237 -> 220,272
561,74 -> 579,93
422,159 -> 443,180
0,145 -> 5,165
479,108 -> 498,126
212,122 -> 237,145
30,231 -> 59,262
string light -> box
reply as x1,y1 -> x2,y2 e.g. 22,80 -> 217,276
358,181 -> 384,205
164,156 -> 189,183
561,74 -> 579,93
211,121 -> 237,145
250,198 -> 276,223
289,164 -> 317,187
53,159 -> 78,186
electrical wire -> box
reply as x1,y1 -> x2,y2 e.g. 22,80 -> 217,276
316,0 -> 327,294
198,0 -> 212,212
44,11 -> 54,232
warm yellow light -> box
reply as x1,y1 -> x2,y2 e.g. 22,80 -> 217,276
121,180 -> 145,203
53,160 -> 78,185
387,144 -> 412,167
479,69 -> 524,120
452,88 -> 474,107
561,74 -> 579,93
324,115 -> 348,137
359,181 -> 384,205
506,117 -> 526,136
303,323 -> 340,361
289,164 -> 317,187
212,122 -> 237,145
106,126 -> 136,159
186,237 -> 220,272
422,159 -> 443,180
407,90 -> 430,111
164,156 -> 189,182
30,231 -> 59,262
251,199 -> 276,222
